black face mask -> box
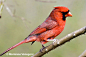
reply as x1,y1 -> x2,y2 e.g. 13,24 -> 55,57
61,10 -> 70,21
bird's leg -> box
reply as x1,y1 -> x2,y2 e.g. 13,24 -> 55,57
42,44 -> 45,48
39,42 -> 46,52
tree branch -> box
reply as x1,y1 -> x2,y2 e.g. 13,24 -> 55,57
32,26 -> 86,57
79,50 -> 86,57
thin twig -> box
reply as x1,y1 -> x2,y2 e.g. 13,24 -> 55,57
2,1 -> 30,29
0,0 -> 4,18
32,26 -> 86,57
3,1 -> 14,16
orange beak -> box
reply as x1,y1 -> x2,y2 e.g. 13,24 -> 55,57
65,12 -> 72,17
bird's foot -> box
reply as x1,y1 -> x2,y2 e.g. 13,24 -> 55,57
39,44 -> 46,53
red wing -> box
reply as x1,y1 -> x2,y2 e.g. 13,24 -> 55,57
29,17 -> 58,36
29,27 -> 46,35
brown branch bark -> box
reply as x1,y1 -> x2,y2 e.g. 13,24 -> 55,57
32,26 -> 86,57
79,50 -> 86,57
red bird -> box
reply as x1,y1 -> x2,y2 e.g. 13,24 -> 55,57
0,6 -> 72,56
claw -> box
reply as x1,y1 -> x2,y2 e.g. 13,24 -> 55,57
39,44 -> 46,53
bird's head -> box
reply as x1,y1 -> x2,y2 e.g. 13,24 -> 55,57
54,6 -> 72,17
50,6 -> 72,21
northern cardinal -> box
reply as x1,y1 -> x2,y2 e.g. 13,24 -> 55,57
0,6 -> 72,56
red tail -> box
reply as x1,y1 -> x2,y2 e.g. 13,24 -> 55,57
0,40 -> 26,56
0,35 -> 37,56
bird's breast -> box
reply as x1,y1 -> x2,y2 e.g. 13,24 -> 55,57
53,20 -> 66,36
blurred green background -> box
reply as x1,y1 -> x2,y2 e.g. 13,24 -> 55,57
0,0 -> 86,57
